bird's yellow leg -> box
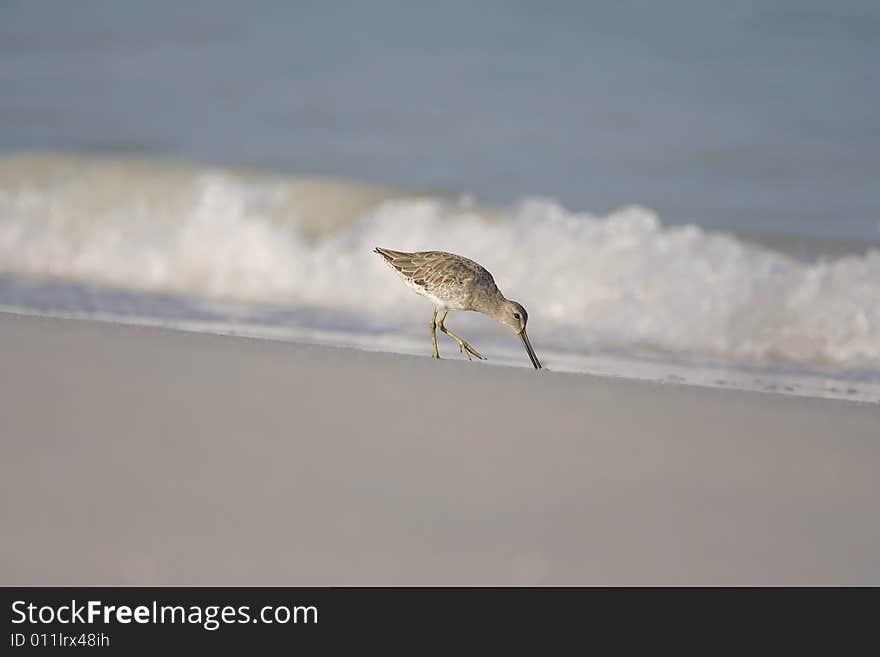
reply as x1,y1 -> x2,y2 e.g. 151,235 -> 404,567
430,308 -> 439,359
438,311 -> 486,361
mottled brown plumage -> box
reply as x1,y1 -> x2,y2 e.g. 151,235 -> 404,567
374,247 -> 542,368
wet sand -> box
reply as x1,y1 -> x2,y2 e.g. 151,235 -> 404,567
1,312 -> 878,585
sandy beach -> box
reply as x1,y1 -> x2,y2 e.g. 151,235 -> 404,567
1,311 -> 878,585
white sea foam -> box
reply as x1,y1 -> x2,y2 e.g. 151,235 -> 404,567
1,154 -> 879,371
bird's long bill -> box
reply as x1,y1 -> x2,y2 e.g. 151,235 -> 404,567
519,329 -> 542,370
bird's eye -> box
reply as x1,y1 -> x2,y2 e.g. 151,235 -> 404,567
513,313 -> 520,320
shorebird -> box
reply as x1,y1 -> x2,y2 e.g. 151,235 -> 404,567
374,247 -> 542,369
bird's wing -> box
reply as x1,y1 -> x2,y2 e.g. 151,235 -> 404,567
374,248 -> 496,296
420,252 -> 481,289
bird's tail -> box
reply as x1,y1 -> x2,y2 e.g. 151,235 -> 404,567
374,247 -> 410,263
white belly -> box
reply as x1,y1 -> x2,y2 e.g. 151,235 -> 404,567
405,278 -> 467,310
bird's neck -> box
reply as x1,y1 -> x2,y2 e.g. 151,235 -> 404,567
486,292 -> 508,321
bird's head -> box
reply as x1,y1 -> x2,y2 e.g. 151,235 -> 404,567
498,300 -> 541,369
499,300 -> 529,333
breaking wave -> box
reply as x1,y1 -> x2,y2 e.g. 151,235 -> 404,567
1,153 -> 879,370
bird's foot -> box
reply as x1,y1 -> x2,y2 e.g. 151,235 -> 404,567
438,320 -> 486,361
457,340 -> 486,361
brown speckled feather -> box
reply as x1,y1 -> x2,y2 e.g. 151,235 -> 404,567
374,247 -> 501,310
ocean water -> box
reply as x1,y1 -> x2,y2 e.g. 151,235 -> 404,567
1,3 -> 879,401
